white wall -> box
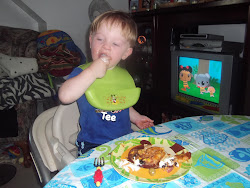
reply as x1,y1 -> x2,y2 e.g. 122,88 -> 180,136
199,24 -> 246,43
0,0 -> 36,30
0,0 -> 129,58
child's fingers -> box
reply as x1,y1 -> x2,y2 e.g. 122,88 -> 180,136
139,121 -> 154,129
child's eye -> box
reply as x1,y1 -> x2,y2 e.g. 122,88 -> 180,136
95,37 -> 103,42
113,43 -> 120,47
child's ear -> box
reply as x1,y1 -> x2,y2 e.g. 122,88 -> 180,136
122,48 -> 133,60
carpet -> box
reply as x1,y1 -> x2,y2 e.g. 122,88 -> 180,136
0,164 -> 16,186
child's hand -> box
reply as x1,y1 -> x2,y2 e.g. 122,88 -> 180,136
88,56 -> 111,79
135,115 -> 154,129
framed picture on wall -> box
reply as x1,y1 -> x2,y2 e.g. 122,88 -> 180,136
138,0 -> 154,11
129,0 -> 139,12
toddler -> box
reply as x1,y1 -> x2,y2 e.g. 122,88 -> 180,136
59,10 -> 154,155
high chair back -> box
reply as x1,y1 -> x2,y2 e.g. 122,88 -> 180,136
29,101 -> 140,186
29,102 -> 80,186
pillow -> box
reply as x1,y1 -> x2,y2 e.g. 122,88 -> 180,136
0,26 -> 39,58
0,66 -> 8,77
0,53 -> 38,78
37,30 -> 85,77
0,53 -> 8,77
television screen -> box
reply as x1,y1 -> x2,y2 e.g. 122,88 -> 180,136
178,56 -> 222,104
171,50 -> 239,114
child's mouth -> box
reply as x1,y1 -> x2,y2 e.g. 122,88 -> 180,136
100,53 -> 107,58
100,54 -> 109,63
99,53 -> 109,58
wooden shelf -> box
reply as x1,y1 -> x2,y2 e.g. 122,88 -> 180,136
131,0 -> 250,118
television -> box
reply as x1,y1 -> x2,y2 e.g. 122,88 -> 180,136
171,50 -> 241,114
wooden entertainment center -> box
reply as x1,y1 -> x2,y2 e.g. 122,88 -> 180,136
130,0 -> 250,124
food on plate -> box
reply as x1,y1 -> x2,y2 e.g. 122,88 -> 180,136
116,140 -> 191,176
127,144 -> 166,168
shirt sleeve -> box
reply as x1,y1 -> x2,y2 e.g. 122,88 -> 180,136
67,66 -> 83,79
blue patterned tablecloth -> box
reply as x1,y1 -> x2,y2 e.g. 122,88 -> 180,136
45,115 -> 250,188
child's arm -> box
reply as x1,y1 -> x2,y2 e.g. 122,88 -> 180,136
59,57 -> 110,104
129,107 -> 154,129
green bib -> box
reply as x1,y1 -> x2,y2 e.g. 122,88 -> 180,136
79,63 -> 141,111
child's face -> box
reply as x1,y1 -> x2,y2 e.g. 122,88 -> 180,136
89,22 -> 133,69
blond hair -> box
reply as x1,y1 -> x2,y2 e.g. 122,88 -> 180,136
90,10 -> 138,47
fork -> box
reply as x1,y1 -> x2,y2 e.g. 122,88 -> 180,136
93,157 -> 105,187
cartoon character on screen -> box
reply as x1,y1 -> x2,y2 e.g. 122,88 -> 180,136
179,65 -> 193,91
207,86 -> 215,97
194,73 -> 210,94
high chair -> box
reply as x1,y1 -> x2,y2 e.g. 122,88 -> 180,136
29,102 -> 80,186
29,102 -> 140,186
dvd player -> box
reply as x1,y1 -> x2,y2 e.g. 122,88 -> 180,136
180,34 -> 224,40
